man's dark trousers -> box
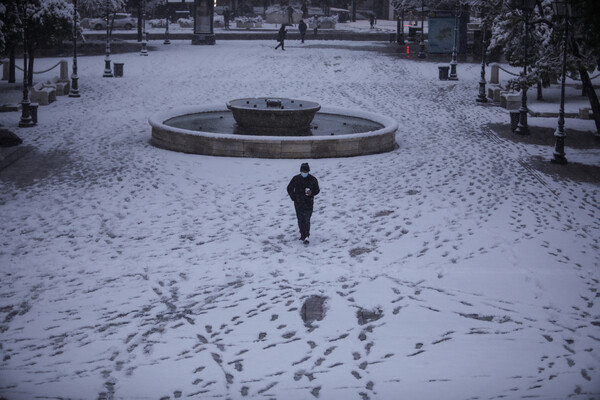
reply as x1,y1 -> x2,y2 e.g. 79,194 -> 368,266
295,204 -> 312,239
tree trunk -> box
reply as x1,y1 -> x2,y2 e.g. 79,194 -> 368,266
9,47 -> 16,83
579,67 -> 600,134
537,80 -> 543,100
570,37 -> 600,134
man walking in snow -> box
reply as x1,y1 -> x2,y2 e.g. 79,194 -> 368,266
287,163 -> 320,244
223,7 -> 230,29
298,19 -> 307,43
275,24 -> 287,50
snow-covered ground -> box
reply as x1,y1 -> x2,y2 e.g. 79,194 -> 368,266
0,40 -> 599,400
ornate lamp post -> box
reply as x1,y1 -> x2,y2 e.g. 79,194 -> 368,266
19,5 -> 34,128
69,0 -> 81,97
418,0 -> 426,58
550,0 -> 573,164
140,0 -> 148,55
164,12 -> 171,45
448,0 -> 460,80
476,9 -> 488,103
103,0 -> 113,77
513,0 -> 536,135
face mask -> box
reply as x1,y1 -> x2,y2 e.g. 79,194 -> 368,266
301,172 -> 308,178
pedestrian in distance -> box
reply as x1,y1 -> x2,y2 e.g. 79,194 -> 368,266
369,12 -> 375,28
287,5 -> 295,25
301,1 -> 308,19
287,163 -> 320,244
275,24 -> 287,50
223,7 -> 230,29
298,19 -> 307,43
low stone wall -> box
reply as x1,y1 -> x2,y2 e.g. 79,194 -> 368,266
149,105 -> 398,159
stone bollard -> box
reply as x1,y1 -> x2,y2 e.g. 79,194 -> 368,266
59,60 -> 69,81
490,63 -> 499,85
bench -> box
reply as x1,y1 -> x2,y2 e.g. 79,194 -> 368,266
29,82 -> 56,105
45,76 -> 70,96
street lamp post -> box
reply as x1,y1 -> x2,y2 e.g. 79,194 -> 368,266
19,6 -> 34,128
69,0 -> 81,97
448,0 -> 460,80
140,0 -> 148,55
476,14 -> 488,102
551,0 -> 572,164
396,8 -> 404,44
164,13 -> 171,45
514,0 -> 536,135
103,0 -> 113,77
418,0 -> 426,58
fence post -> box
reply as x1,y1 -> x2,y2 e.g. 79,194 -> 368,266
60,60 -> 69,81
490,63 -> 499,85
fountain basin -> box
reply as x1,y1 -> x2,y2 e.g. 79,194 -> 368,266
149,104 -> 398,159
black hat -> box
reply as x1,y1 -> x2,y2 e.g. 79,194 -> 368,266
300,163 -> 310,172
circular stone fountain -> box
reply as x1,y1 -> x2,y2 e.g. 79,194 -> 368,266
149,98 -> 398,158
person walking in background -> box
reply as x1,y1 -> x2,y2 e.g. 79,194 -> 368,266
298,19 -> 307,43
275,24 -> 287,50
223,7 -> 230,29
301,1 -> 308,18
287,5 -> 295,25
287,163 -> 320,244
369,12 -> 375,28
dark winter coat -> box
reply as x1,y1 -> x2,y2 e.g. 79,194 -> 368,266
287,174 -> 320,211
299,21 -> 307,35
277,27 -> 287,42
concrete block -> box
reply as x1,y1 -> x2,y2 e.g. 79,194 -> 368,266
490,63 -> 499,84
579,107 -> 591,120
60,60 -> 69,81
492,87 -> 502,103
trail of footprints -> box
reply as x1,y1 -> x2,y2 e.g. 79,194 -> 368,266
97,272 -> 576,400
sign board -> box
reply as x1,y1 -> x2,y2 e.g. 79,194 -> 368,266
194,0 -> 213,34
427,9 -> 468,54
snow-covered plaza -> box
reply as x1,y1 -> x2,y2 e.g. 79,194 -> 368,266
0,39 -> 599,400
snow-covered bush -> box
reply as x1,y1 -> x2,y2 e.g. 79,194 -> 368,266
234,16 -> 263,24
265,6 -> 302,24
234,16 -> 263,28
214,14 -> 224,28
178,18 -> 193,28
148,19 -> 167,28
308,15 -> 337,29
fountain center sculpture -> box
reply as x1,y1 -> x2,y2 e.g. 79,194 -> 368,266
226,97 -> 321,135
